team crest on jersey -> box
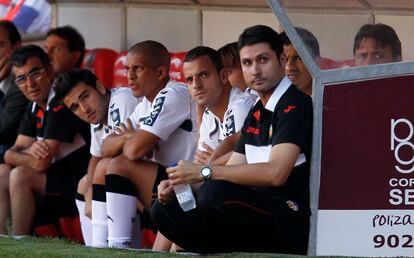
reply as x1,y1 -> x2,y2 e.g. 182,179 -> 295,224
144,96 -> 165,126
110,108 -> 121,126
224,115 -> 236,136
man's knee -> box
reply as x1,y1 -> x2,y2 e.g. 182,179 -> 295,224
9,166 -> 32,190
9,166 -> 44,194
106,155 -> 129,176
93,158 -> 110,184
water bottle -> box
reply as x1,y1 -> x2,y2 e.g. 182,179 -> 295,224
174,183 -> 196,212
170,164 -> 196,212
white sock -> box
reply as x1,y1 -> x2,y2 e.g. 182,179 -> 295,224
92,184 -> 108,248
106,192 -> 137,248
92,200 -> 108,248
75,196 -> 92,246
106,174 -> 138,249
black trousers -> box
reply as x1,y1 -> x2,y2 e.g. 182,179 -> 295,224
151,180 -> 309,254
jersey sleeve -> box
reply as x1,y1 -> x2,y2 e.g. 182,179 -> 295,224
198,111 -> 218,151
139,87 -> 192,141
17,103 -> 37,137
272,98 -> 313,152
224,97 -> 254,137
108,88 -> 140,127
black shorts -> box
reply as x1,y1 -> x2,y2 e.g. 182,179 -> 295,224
42,148 -> 89,218
45,150 -> 89,197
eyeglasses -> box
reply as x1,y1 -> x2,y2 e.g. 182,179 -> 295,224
15,67 -> 46,87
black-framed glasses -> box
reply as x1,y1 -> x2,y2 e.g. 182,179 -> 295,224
15,67 -> 46,87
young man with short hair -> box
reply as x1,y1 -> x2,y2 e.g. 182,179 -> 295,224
101,40 -> 197,248
0,45 -> 90,237
185,46 -> 256,165
54,69 -> 139,246
152,25 -> 313,254
353,23 -> 401,66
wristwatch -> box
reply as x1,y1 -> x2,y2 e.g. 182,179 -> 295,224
199,165 -> 213,181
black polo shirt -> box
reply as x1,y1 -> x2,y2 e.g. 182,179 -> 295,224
19,91 -> 90,163
235,76 -> 313,209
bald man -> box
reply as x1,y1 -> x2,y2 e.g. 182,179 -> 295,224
100,40 -> 197,248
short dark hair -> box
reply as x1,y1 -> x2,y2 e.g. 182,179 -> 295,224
218,42 -> 240,69
353,23 -> 401,60
128,40 -> 170,69
47,25 -> 85,67
238,25 -> 283,59
184,46 -> 223,72
54,69 -> 98,102
280,27 -> 320,59
0,20 -> 21,46
10,44 -> 49,68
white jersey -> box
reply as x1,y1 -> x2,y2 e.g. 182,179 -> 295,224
129,80 -> 197,166
198,87 -> 256,151
90,87 -> 140,157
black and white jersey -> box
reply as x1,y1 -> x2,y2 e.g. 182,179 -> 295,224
198,87 -> 256,151
90,87 -> 140,157
129,80 -> 197,166
19,89 -> 91,163
235,76 -> 313,206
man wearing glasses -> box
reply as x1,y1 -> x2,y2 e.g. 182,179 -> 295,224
0,45 -> 90,238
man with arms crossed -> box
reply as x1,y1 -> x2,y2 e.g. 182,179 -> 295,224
101,40 -> 197,248
152,25 -> 313,254
54,69 -> 139,246
154,46 -> 256,250
0,45 -> 90,237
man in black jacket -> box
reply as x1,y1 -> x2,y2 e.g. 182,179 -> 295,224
0,21 -> 28,162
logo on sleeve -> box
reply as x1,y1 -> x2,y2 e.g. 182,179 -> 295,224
253,110 -> 260,121
52,105 -> 64,112
224,115 -> 236,137
283,105 -> 296,113
144,96 -> 166,126
110,108 -> 121,126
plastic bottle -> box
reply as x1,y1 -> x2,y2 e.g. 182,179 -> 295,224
170,164 -> 196,212
174,183 -> 196,212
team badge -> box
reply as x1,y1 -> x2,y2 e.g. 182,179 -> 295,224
144,96 -> 165,126
224,115 -> 236,136
286,200 -> 299,211
110,108 -> 121,126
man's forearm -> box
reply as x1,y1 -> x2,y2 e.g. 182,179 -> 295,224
4,149 -> 50,172
101,134 -> 128,158
4,149 -> 34,167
